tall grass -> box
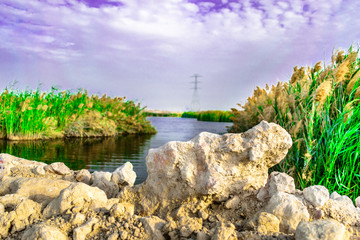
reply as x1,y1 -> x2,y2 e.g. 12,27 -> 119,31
0,87 -> 156,140
229,46 -> 360,201
182,110 -> 233,122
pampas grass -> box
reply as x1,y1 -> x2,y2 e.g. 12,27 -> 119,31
230,46 -> 360,201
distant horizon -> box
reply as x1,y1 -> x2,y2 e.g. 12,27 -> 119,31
1,0 -> 359,111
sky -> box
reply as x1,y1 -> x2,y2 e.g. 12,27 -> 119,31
0,0 -> 359,111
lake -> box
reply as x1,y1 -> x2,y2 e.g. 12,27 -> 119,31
0,117 -> 232,184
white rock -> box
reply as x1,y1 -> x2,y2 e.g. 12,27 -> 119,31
141,216 -> 166,240
92,171 -> 119,198
73,218 -> 98,240
143,121 -> 292,201
5,177 -> 72,205
212,221 -> 237,240
265,192 -> 310,234
224,195 -> 240,209
22,224 -> 68,240
356,196 -> 360,208
267,172 -> 295,197
0,194 -> 42,236
110,202 -> 134,218
330,191 -> 341,200
251,212 -> 280,234
32,166 -> 45,175
295,219 -> 349,240
303,185 -> 329,208
44,162 -> 71,175
43,183 -> 108,218
71,213 -> 86,226
335,195 -> 354,207
76,169 -> 92,185
111,162 -> 137,187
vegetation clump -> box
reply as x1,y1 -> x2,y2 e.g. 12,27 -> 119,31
229,46 -> 360,201
182,110 -> 233,122
0,87 -> 156,140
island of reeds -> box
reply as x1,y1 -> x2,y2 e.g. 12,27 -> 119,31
229,46 -> 360,201
0,88 -> 156,140
181,110 -> 233,122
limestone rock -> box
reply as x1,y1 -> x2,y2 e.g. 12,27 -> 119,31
44,162 -> 71,175
295,219 -> 349,240
111,162 -> 137,187
22,224 -> 68,240
43,183 -> 108,218
331,194 -> 354,207
250,212 -> 280,234
197,231 -> 210,240
0,153 -> 46,177
356,196 -> 360,208
224,195 -> 240,209
110,202 -> 134,218
211,221 -> 237,240
140,216 -> 166,240
303,185 -> 329,208
5,177 -> 72,205
330,191 -> 341,200
178,216 -> 203,238
73,217 -> 98,240
0,194 -> 42,237
76,169 -> 92,185
71,213 -> 86,226
32,165 -> 45,175
265,192 -> 310,234
256,186 -> 270,202
268,172 -> 295,197
92,171 -> 119,198
321,199 -> 360,226
143,121 -> 292,201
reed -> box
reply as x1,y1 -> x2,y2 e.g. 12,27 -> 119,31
0,87 -> 156,140
182,111 -> 233,122
229,46 -> 360,201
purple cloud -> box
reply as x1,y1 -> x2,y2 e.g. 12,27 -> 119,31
0,0 -> 358,111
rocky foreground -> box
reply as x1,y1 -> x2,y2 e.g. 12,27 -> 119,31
0,121 -> 359,240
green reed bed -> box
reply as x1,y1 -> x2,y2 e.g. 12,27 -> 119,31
0,88 -> 156,140
145,112 -> 182,117
229,46 -> 360,201
181,111 -> 199,119
182,110 -> 233,122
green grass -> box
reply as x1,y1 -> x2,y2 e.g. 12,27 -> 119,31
182,110 -> 233,122
0,87 -> 156,140
145,112 -> 182,117
229,46 -> 360,201
181,111 -> 199,119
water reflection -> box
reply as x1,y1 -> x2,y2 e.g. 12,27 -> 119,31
0,117 -> 232,184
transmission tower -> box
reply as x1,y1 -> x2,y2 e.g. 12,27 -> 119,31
190,74 -> 201,111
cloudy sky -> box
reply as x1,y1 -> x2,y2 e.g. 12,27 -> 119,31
0,0 -> 359,111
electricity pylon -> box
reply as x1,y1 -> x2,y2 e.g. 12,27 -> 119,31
190,74 -> 201,112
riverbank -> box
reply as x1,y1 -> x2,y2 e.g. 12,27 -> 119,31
0,121 -> 359,239
0,89 -> 156,140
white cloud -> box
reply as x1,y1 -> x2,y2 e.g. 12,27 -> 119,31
0,0 -> 358,110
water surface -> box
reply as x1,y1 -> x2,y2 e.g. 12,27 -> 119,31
0,117 -> 232,184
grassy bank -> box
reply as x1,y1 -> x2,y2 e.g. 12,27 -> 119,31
182,110 -> 233,122
0,88 -> 156,140
229,46 -> 360,201
144,110 -> 182,117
